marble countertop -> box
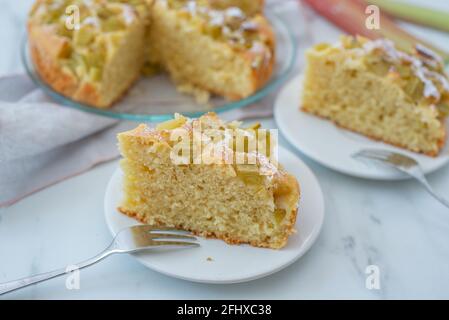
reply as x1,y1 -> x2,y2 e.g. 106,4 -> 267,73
1,0 -> 449,299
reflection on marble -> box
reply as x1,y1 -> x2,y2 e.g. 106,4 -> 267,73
1,0 -> 449,300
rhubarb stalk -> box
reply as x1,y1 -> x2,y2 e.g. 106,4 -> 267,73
368,0 -> 449,33
302,0 -> 449,63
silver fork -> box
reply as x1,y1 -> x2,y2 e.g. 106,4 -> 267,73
0,225 -> 199,296
353,149 -> 449,209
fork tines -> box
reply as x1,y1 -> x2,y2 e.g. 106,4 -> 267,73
129,225 -> 200,248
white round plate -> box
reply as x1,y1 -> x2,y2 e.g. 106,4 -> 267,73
274,74 -> 449,180
104,146 -> 324,284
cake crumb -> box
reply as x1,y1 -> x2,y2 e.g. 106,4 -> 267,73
207,257 -> 214,262
176,81 -> 211,106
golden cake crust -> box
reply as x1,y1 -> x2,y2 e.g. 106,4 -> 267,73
28,16 -> 109,107
28,2 -> 144,109
28,23 -> 80,101
215,15 -> 275,100
235,17 -> 275,100
29,28 -> 135,108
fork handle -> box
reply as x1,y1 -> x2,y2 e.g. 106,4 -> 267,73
407,170 -> 449,209
0,247 -> 117,296
416,178 -> 449,209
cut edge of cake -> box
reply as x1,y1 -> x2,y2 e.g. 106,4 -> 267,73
145,0 -> 275,102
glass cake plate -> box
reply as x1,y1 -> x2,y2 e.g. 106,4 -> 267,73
22,11 -> 297,122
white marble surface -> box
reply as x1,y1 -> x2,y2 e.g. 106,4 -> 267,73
1,0 -> 449,299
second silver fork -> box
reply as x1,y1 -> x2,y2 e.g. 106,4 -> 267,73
0,225 -> 199,296
353,149 -> 449,209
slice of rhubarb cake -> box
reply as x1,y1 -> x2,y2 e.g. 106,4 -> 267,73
117,113 -> 300,249
302,36 -> 449,156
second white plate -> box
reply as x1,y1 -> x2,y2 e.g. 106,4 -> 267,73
104,146 -> 324,284
274,75 -> 449,180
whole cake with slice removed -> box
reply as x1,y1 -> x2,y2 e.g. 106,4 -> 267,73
302,36 -> 449,157
27,0 -> 274,108
117,113 -> 300,249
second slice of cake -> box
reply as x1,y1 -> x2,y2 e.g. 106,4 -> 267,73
118,113 -> 300,249
302,36 -> 449,156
